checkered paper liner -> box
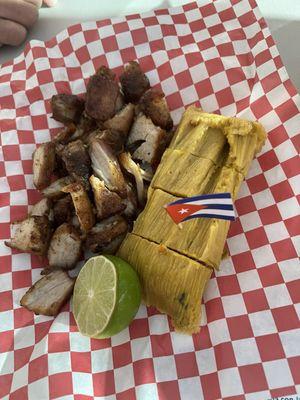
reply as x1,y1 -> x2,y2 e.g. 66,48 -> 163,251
0,0 -> 299,398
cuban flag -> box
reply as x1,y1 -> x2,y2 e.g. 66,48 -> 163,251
165,193 -> 235,224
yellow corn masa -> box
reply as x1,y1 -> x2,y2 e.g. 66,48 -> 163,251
117,233 -> 213,334
118,106 -> 266,334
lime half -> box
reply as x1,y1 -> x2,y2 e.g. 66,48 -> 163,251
73,255 -> 141,338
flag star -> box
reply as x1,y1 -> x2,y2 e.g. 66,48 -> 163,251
178,208 -> 189,214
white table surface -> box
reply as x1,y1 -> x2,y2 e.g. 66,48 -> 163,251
0,0 -> 299,92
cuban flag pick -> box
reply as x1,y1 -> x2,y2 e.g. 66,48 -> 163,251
165,193 -> 235,224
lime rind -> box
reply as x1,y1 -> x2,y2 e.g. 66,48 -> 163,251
94,255 -> 141,339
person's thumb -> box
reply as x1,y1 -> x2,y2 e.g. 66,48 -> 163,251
43,0 -> 57,6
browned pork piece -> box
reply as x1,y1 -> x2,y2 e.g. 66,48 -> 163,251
126,113 -> 168,169
30,198 -> 52,217
47,223 -> 82,269
20,270 -> 75,316
139,88 -> 173,130
53,123 -> 77,144
94,129 -> 124,153
120,61 -> 150,103
5,216 -> 51,255
68,112 -> 97,142
96,64 -> 115,79
95,65 -> 124,113
101,104 -> 135,153
51,94 -> 84,124
85,66 -> 120,121
33,142 -> 56,189
83,129 -> 103,146
53,145 -> 68,178
61,140 -> 91,189
62,183 -> 95,233
89,138 -> 127,198
52,195 -> 74,226
104,103 -> 135,137
54,142 -> 65,159
42,176 -> 73,199
90,175 -> 125,220
86,215 -> 128,253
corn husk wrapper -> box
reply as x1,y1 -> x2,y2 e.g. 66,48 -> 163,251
118,106 -> 267,333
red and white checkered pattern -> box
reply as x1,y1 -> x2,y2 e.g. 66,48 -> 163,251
0,0 -> 299,398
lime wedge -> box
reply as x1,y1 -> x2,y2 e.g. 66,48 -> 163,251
73,255 -> 141,338
73,256 -> 117,337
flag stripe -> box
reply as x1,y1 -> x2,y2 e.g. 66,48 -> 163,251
170,192 -> 231,205
192,203 -> 234,210
182,198 -> 233,206
184,213 -> 235,222
187,208 -> 235,218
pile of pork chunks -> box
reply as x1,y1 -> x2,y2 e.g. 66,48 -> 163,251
5,61 -> 174,316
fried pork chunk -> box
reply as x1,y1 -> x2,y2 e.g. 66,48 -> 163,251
42,176 -> 73,199
126,113 -> 168,168
61,140 -> 91,189
52,195 -> 74,226
96,64 -> 115,79
30,198 -> 52,217
120,61 -> 150,103
5,216 -> 51,255
48,223 -> 82,269
95,65 -> 125,113
20,270 -> 75,316
101,104 -> 135,153
33,142 -> 56,190
97,130 -> 124,153
68,112 -> 97,142
53,123 -> 76,144
104,103 -> 135,137
53,145 -> 69,178
83,129 -> 103,146
90,175 -> 125,220
62,183 -> 95,233
85,66 -> 120,121
139,88 -> 173,130
89,139 -> 127,198
86,215 -> 128,253
51,94 -> 85,124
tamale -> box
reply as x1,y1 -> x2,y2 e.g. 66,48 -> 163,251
118,106 -> 266,334
118,233 -> 212,334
